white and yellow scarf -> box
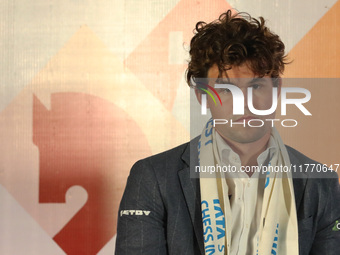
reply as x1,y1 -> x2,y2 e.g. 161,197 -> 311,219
199,119 -> 299,254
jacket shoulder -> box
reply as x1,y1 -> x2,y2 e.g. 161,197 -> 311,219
286,145 -> 338,179
286,145 -> 319,164
146,141 -> 190,167
128,141 -> 191,183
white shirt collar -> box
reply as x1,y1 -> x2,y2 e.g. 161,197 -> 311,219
215,130 -> 277,178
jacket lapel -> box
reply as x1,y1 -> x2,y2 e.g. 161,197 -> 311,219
286,146 -> 308,211
178,139 -> 204,255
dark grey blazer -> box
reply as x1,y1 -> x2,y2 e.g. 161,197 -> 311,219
115,141 -> 340,255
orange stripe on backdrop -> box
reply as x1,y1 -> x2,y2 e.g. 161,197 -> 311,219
279,1 -> 340,179
125,0 -> 232,111
284,0 -> 340,78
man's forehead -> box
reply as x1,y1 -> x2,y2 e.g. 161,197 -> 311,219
208,63 -> 269,79
207,77 -> 273,88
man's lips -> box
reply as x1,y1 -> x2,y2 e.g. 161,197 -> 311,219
234,116 -> 259,122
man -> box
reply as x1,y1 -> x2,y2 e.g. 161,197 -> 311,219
115,10 -> 340,255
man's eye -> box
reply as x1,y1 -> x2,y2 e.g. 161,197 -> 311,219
252,84 -> 261,89
223,88 -> 231,93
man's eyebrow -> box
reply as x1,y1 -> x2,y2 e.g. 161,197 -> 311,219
249,77 -> 265,83
216,77 -> 233,84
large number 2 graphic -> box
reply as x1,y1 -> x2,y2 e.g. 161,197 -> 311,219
33,93 -> 150,254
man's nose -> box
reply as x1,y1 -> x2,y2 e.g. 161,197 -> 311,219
242,88 -> 249,109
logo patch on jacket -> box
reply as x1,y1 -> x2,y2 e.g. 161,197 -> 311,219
120,210 -> 151,216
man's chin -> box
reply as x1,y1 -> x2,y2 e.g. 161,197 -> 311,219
217,127 -> 270,144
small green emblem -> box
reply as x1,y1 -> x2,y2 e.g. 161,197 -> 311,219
332,220 -> 340,231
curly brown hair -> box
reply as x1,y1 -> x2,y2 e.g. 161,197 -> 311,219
186,10 -> 288,85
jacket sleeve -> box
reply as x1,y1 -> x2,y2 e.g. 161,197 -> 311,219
310,177 -> 340,254
115,159 -> 167,255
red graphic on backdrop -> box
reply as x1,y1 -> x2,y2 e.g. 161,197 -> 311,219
33,92 -> 151,254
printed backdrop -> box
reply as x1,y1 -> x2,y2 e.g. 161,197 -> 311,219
0,0 -> 339,254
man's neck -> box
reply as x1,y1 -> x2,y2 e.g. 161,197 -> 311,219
217,131 -> 271,168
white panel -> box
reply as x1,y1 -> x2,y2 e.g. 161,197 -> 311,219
0,185 -> 66,255
0,0 -> 181,112
97,235 -> 116,255
169,31 -> 185,64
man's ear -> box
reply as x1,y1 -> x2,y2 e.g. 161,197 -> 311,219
195,89 -> 202,104
195,89 -> 209,108
276,77 -> 282,97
